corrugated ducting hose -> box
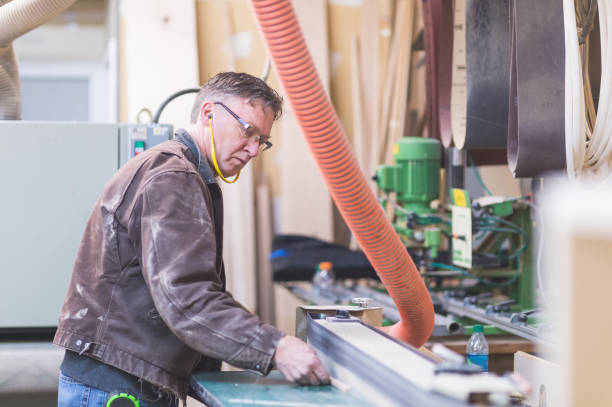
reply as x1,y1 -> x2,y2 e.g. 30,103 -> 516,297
250,0 -> 434,346
0,0 -> 77,120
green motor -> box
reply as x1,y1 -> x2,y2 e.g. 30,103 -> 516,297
395,137 -> 441,211
375,137 -> 441,211
374,137 -> 441,212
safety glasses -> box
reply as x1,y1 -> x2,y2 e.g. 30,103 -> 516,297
214,102 -> 273,152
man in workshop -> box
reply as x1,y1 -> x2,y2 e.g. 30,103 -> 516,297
53,72 -> 330,407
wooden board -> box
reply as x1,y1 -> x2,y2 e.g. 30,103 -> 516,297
382,0 -> 415,165
543,185 -> 612,407
273,283 -> 307,336
255,176 -> 275,324
121,0 -> 199,128
194,0 -> 257,311
514,351 -> 561,407
278,0 -> 333,241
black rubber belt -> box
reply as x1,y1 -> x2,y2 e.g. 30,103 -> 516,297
507,0 -> 566,177
458,0 -> 511,150
306,314 -> 469,407
447,0 -> 509,165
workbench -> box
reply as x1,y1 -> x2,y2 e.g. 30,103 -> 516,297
190,371 -> 370,407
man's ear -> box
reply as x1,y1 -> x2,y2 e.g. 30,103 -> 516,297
200,102 -> 213,123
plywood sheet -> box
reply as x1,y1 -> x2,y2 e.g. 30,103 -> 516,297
121,0 -> 199,128
278,0 -> 333,241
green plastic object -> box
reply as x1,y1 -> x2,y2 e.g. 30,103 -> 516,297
492,201 -> 513,217
106,393 -> 140,407
394,137 -> 441,211
473,324 -> 483,333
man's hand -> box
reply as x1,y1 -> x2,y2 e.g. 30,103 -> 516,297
273,335 -> 330,386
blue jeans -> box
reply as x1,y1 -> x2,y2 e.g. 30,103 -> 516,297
58,372 -> 178,407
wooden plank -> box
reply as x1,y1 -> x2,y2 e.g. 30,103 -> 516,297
383,0 -> 415,165
514,351 -> 561,407
359,0 -> 378,177
194,0 -> 257,311
195,0 -> 234,80
274,283 -> 307,336
255,175 -> 275,324
543,185 -> 612,407
278,0 -> 333,241
377,0 -> 404,164
122,0 -> 199,128
370,0 -> 394,175
350,35 -> 366,174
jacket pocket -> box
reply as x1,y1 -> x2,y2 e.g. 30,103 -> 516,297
146,309 -> 164,326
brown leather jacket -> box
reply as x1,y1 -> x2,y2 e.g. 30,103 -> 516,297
53,130 -> 284,398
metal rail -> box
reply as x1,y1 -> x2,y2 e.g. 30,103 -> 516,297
438,295 -> 557,349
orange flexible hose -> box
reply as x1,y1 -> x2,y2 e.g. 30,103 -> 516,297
251,0 -> 434,346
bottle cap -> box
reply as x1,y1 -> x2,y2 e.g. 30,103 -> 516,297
319,261 -> 332,270
473,324 -> 483,333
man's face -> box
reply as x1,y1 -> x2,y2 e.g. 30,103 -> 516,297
205,98 -> 274,177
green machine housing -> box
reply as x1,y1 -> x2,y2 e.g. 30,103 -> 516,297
376,137 -> 441,212
374,136 -> 534,311
375,137 -> 442,257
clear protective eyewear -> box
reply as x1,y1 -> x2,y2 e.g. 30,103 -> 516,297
213,102 -> 273,152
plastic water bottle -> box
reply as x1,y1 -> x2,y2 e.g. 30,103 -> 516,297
312,261 -> 335,297
466,324 -> 489,372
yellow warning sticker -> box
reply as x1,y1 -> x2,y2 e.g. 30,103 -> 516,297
453,189 -> 467,208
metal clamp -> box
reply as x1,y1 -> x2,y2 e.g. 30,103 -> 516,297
351,297 -> 373,309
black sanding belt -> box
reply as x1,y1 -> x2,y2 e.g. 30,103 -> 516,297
452,0 -> 511,150
507,0 -> 566,177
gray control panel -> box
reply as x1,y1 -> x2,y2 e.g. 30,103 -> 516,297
119,123 -> 173,166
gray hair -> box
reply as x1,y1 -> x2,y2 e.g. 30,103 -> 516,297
190,72 -> 283,124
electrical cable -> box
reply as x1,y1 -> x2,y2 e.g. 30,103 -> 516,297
430,256 -> 520,288
152,87 -> 200,123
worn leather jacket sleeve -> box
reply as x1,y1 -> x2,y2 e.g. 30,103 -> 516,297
134,170 -> 284,374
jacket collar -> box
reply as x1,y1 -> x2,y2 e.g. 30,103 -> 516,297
173,129 -> 216,185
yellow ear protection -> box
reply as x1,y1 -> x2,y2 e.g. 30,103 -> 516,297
207,112 -> 240,184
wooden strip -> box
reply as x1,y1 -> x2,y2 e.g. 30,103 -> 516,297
383,0 -> 415,165
279,0 -> 333,241
255,175 -> 275,324
351,35 -> 366,174
360,0 -> 379,178
194,0 -> 257,311
370,0 -> 394,175
513,351 -> 561,407
377,0 -> 405,164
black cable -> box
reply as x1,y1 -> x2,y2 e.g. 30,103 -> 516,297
152,88 -> 200,123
